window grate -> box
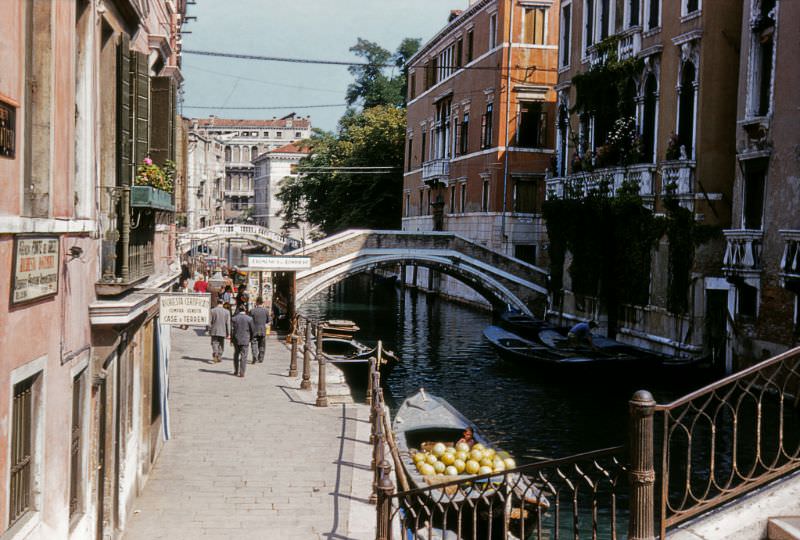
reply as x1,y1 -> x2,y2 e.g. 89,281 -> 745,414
10,377 -> 35,526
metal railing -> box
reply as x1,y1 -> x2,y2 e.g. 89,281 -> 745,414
654,347 -> 800,536
178,223 -> 301,251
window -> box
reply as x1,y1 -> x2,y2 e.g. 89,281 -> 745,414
557,105 -> 569,176
560,3 -> 572,67
407,136 -> 413,170
276,131 -> 282,138
584,0 -> 595,50
750,5 -> 775,118
467,29 -> 474,62
456,39 -> 463,68
459,113 -> 470,155
743,159 -> 767,230
410,72 -> 416,100
9,375 -> 38,526
523,7 -> 547,45
419,190 -> 424,216
737,284 -> 758,319
405,193 -> 410,217
513,178 -> 537,213
449,185 -> 456,213
599,0 -> 611,40
460,183 -> 467,213
489,13 -> 498,49
481,179 -> 490,212
435,98 -> 452,159
686,0 -> 699,14
514,245 -> 537,264
481,103 -> 494,149
677,61 -> 696,158
69,370 -> 86,518
628,0 -> 640,26
642,73 -> 658,163
421,130 -> 427,163
518,102 -> 547,148
647,0 -> 660,30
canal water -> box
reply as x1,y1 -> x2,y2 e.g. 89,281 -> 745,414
300,275 -> 716,464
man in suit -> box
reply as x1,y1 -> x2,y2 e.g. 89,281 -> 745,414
208,299 -> 230,364
250,297 -> 270,364
231,306 -> 256,377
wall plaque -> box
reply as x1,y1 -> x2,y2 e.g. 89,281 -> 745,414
12,236 -> 60,304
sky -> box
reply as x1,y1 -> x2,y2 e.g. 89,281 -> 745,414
180,0 -> 470,132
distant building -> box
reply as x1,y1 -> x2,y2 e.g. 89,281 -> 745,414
722,0 -> 799,365
186,122 -> 226,230
190,115 -> 312,222
548,0 -> 743,364
402,0 -> 559,306
253,142 -> 311,239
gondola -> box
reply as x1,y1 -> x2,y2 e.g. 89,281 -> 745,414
319,319 -> 360,339
319,335 -> 400,386
392,389 -> 546,537
484,325 -> 662,368
497,309 -> 552,341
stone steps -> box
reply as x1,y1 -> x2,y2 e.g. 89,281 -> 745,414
768,517 -> 800,540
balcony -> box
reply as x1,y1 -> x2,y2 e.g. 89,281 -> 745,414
779,230 -> 800,286
545,164 -> 656,202
422,158 -> 450,186
660,160 -> 696,209
617,28 -> 642,60
722,229 -> 764,278
131,185 -> 174,212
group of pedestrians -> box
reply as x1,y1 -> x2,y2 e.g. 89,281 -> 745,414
207,290 -> 271,378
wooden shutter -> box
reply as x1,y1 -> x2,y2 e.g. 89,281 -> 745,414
116,34 -> 132,186
131,50 -> 150,171
150,76 -> 176,165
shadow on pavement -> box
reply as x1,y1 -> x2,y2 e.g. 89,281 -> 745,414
197,368 -> 236,376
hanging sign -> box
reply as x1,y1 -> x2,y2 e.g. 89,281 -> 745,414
246,255 -> 311,271
11,236 -> 59,305
159,293 -> 211,326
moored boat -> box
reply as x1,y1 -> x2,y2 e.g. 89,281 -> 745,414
320,335 -> 400,385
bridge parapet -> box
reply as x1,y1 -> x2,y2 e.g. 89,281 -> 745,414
178,224 -> 301,253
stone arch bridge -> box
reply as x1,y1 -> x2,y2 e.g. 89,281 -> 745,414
178,224 -> 300,255
290,230 -> 549,317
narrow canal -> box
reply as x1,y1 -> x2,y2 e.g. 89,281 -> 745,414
301,274 -> 716,464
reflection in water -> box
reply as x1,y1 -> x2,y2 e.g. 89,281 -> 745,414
301,275 -> 713,463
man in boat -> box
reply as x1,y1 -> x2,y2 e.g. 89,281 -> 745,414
567,320 -> 598,350
456,427 -> 475,448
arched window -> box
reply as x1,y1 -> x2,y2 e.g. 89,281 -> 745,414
242,146 -> 250,162
677,61 -> 696,158
642,73 -> 657,163
557,105 -> 569,176
621,78 -> 637,119
251,145 -> 259,159
224,146 -> 231,162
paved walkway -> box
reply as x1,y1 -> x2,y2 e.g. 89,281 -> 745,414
124,327 -> 375,540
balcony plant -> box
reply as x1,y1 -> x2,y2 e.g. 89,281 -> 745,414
135,157 -> 175,194
665,133 -> 682,161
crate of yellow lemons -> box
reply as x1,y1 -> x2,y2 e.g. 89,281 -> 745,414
412,442 -> 516,478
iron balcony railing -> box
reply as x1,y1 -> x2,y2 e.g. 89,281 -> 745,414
99,186 -> 156,286
722,229 -> 764,276
654,346 -> 800,536
422,159 -> 451,183
779,230 -> 800,283
546,164 -> 657,201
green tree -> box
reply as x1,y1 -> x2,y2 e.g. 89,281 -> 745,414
277,106 -> 406,234
346,38 -> 421,108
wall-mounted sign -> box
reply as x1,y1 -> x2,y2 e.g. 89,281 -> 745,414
159,293 -> 211,326
0,98 -> 16,159
11,236 -> 59,304
246,255 -> 311,271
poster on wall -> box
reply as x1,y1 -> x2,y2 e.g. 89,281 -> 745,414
11,236 -> 59,305
159,293 -> 211,326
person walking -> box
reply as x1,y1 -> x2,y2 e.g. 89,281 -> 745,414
250,297 -> 270,364
231,306 -> 256,377
208,299 -> 230,364
236,283 -> 250,313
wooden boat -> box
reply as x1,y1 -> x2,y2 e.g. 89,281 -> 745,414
320,336 -> 400,385
497,310 -> 551,341
484,325 -> 662,368
392,389 -> 546,526
320,319 -> 360,339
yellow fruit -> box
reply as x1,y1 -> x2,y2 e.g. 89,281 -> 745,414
445,465 -> 459,476
416,461 -> 426,472
473,443 -> 485,452
497,451 -> 511,460
413,452 -> 426,463
426,454 -> 438,465
445,446 -> 456,454
432,442 -> 446,457
484,448 -> 496,459
470,449 -> 484,462
456,442 -> 470,453
455,450 -> 469,462
492,459 -> 506,472
480,457 -> 493,468
433,461 -> 446,474
465,460 -> 480,474
440,453 -> 455,466
478,465 -> 493,475
454,459 -> 466,473
503,458 -> 516,469
419,463 -> 435,476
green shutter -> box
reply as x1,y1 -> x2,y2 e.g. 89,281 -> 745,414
116,33 -> 132,186
149,76 -> 176,165
131,50 -> 150,172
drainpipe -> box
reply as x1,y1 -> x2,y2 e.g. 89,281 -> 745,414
500,0 -> 515,251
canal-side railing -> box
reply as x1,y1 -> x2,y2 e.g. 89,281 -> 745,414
653,346 -> 800,537
288,314 -> 328,407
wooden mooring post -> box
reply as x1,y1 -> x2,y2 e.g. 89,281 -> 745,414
629,390 -> 656,540
315,323 -> 328,407
288,321 -> 299,377
300,323 -> 312,390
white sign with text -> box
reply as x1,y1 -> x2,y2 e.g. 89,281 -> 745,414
245,255 -> 311,271
159,293 -> 211,326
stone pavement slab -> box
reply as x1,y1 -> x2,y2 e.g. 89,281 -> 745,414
124,327 -> 375,540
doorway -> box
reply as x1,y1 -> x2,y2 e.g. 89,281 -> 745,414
705,288 -> 729,374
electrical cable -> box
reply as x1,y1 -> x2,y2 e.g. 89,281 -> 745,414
182,63 -> 344,94
183,104 -> 348,110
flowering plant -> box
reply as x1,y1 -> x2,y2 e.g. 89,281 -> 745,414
606,117 -> 642,166
135,157 -> 175,193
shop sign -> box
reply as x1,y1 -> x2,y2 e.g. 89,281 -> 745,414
11,236 -> 59,304
159,293 -> 211,326
246,255 -> 311,271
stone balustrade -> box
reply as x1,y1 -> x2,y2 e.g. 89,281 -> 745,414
722,229 -> 764,276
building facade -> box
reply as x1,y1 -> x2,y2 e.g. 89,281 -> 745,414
185,122 -> 226,231
189,115 -> 312,223
548,0 -> 743,364
252,142 -> 311,240
722,0 -> 799,365
402,0 -> 559,306
0,1 -> 185,538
